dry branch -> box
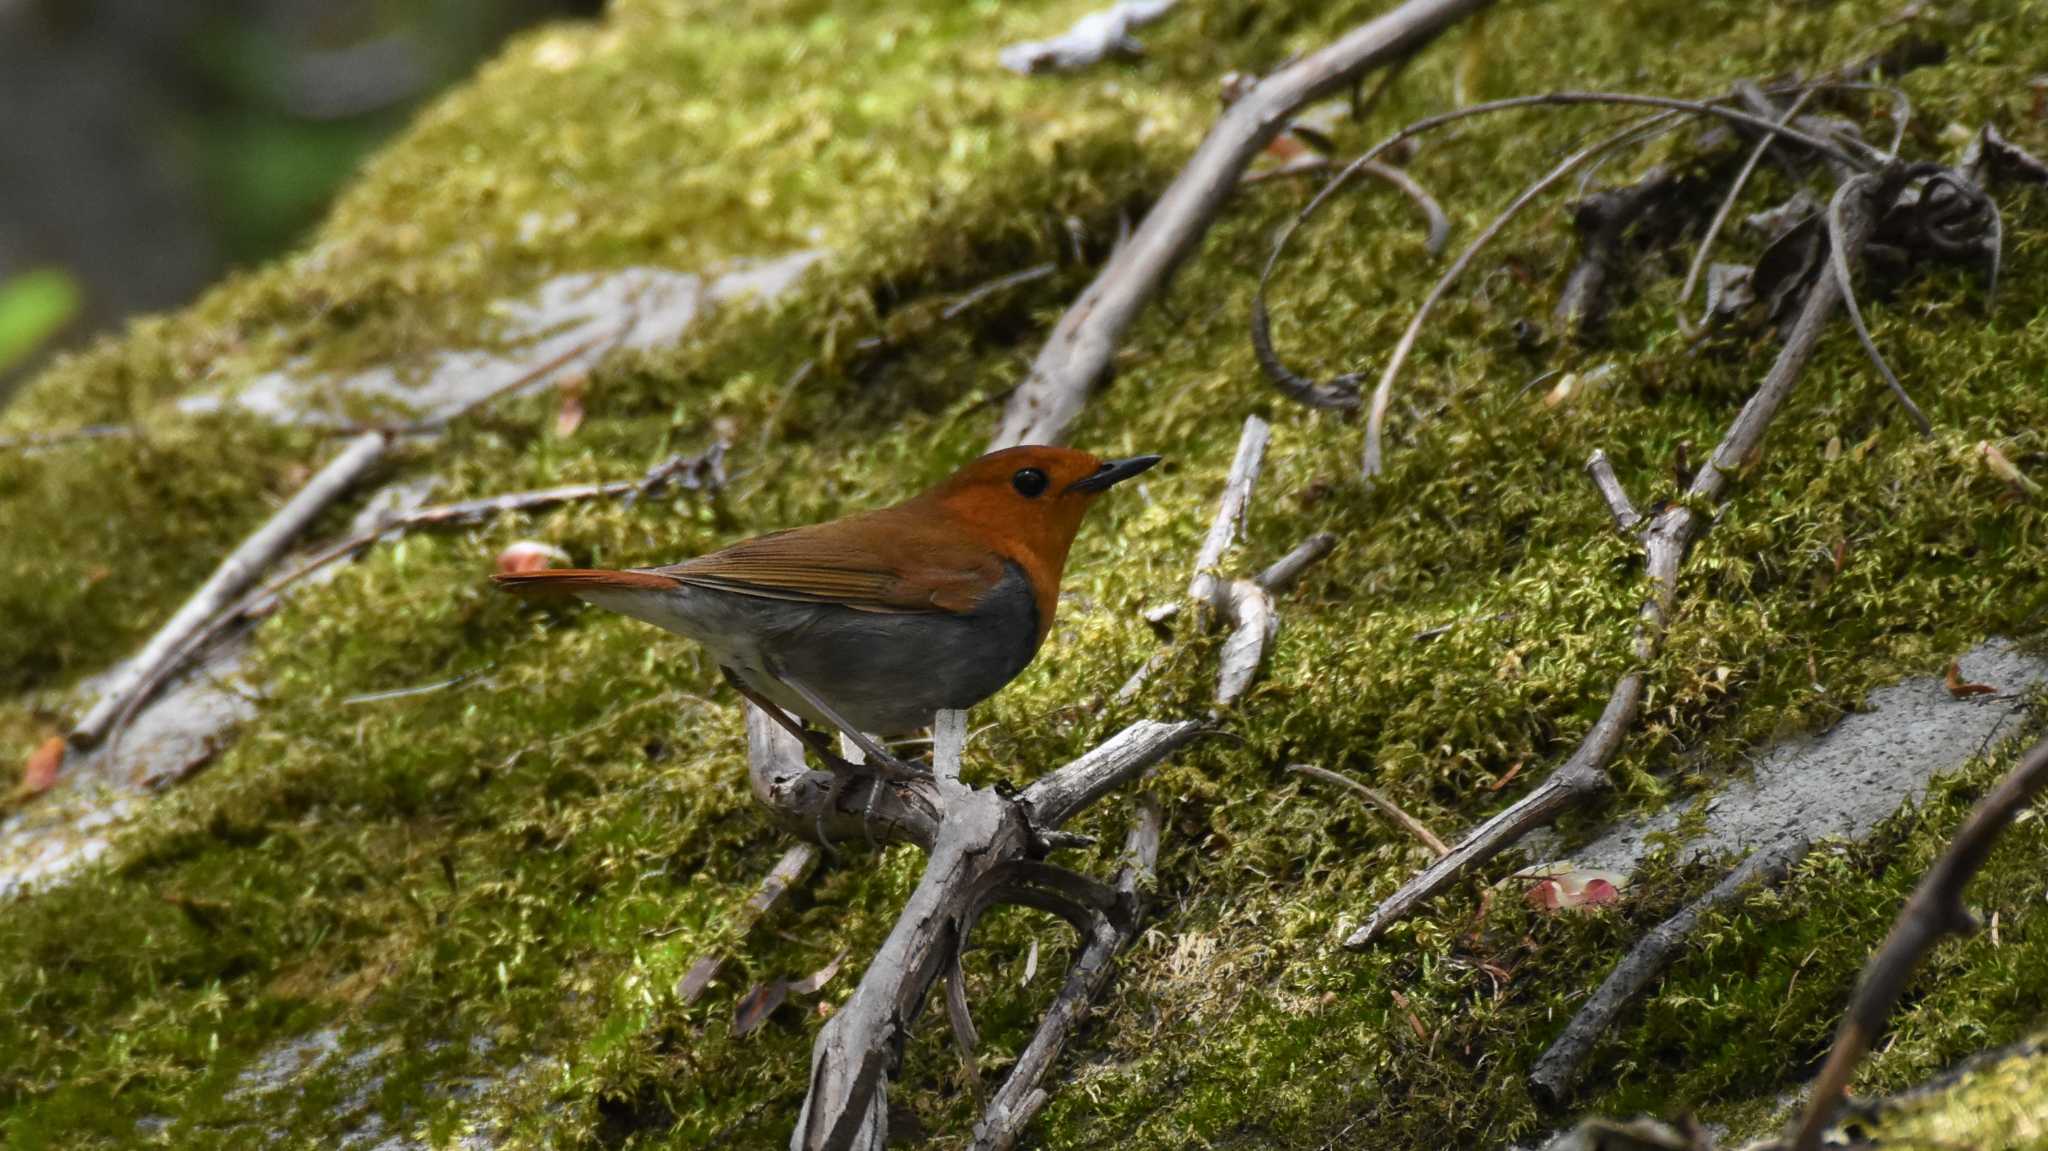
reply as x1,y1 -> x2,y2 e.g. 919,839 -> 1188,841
679,843 -> 821,1006
969,795 -> 1163,1151
1788,733 -> 2048,1151
992,0 -> 1495,448
1528,837 -> 1810,1105
69,429 -> 390,749
97,444 -> 727,768
1346,175 -> 1882,950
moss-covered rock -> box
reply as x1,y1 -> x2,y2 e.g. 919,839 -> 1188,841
3,0 -> 2047,1147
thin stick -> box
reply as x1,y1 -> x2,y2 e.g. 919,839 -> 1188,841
678,843 -> 821,1006
1583,449 -> 1642,532
1675,86 -> 1817,339
99,445 -> 726,768
1254,531 -> 1337,593
1790,734 -> 2048,1151
1289,764 -> 1449,856
1190,416 -> 1271,610
1361,112 -> 1675,477
1824,177 -> 1933,434
1251,85 -> 1870,424
992,0 -> 1496,448
1528,837 -> 1809,1104
1347,174 -> 1881,949
0,424 -> 135,453
69,430 -> 390,749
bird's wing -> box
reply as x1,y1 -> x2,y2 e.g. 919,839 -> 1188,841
659,509 -> 1005,614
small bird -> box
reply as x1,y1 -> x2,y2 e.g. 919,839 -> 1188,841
495,446 -> 1159,776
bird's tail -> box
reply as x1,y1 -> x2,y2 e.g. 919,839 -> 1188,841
491,568 -> 680,597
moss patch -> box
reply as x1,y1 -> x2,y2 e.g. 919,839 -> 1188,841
4,0 -> 2048,1148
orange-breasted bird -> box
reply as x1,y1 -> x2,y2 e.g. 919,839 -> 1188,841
494,446 -> 1159,776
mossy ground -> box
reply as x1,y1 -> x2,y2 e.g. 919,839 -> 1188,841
4,0 -> 2048,1147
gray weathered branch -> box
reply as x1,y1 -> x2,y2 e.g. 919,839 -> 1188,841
1528,837 -> 1810,1104
1346,174 -> 1880,949
70,429 -> 390,749
970,795 -> 1162,1151
991,0 -> 1495,448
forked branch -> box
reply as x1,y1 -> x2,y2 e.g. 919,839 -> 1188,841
1346,175 -> 1881,949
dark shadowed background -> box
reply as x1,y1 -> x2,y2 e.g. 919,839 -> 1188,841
0,0 -> 604,400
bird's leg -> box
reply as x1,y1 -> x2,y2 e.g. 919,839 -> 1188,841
720,666 -> 851,852
771,669 -> 930,783
719,666 -> 861,772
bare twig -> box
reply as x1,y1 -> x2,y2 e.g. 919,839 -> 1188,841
992,0 -> 1495,448
679,843 -> 822,1005
1528,837 -> 1810,1105
940,263 -> 1059,321
1347,174 -> 1881,949
1251,86 -> 1871,454
998,0 -> 1178,75
69,430 -> 390,750
1254,531 -> 1337,593
1825,178 -> 1933,434
1676,87 -> 1817,339
0,423 -> 135,453
97,444 -> 727,769
1789,734 -> 2048,1151
1363,112 -> 1674,475
1189,416 -> 1271,612
1583,449 -> 1642,532
1289,764 -> 1449,856
1018,721 -> 1203,830
969,795 -> 1162,1151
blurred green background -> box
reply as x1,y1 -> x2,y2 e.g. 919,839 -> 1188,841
0,0 -> 605,401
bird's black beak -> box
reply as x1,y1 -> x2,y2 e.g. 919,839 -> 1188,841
1067,454 -> 1162,494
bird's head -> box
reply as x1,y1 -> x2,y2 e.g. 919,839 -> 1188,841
920,445 -> 1160,591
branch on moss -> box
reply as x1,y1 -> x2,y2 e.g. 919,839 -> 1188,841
1788,733 -> 2048,1151
969,795 -> 1161,1151
1529,836 -> 1810,1106
678,842 -> 822,1006
1346,174 -> 1883,950
992,0 -> 1496,448
97,443 -> 727,771
69,429 -> 392,751
998,0 -> 1178,76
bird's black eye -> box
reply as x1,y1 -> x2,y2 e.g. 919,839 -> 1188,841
1011,467 -> 1049,498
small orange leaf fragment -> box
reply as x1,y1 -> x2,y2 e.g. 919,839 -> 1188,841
20,736 -> 64,796
1945,660 -> 1997,699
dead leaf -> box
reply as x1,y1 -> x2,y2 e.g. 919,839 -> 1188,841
19,736 -> 64,796
732,980 -> 789,1038
1021,938 -> 1040,987
1389,989 -> 1430,1043
554,374 -> 588,438
1945,660 -> 1997,699
789,950 -> 846,996
1518,864 -> 1626,912
1542,373 -> 1577,408
1487,760 -> 1524,793
495,540 -> 567,575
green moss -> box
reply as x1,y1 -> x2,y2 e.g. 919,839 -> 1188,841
4,0 -> 2048,1146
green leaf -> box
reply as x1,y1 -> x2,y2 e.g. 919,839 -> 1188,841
0,267 -> 81,376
